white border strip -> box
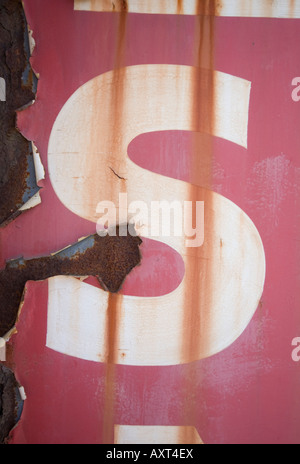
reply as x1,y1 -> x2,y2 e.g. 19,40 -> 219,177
114,425 -> 204,444
74,0 -> 300,18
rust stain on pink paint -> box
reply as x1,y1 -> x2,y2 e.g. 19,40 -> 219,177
102,11 -> 128,444
177,0 -> 183,15
180,0 -> 216,439
182,0 -> 216,363
102,292 -> 123,444
85,8 -> 128,207
290,0 -> 296,17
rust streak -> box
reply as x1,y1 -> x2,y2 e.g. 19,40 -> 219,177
101,11 -> 128,444
177,0 -> 183,15
105,293 -> 121,365
90,0 -> 98,11
180,0 -> 216,440
102,361 -> 116,444
121,0 -> 128,12
0,228 -> 142,337
86,5 -> 128,202
183,0 -> 216,356
290,0 -> 296,17
102,293 -> 123,444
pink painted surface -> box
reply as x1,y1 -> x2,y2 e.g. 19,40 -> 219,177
4,0 -> 300,443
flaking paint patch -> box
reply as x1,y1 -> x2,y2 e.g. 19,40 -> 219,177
0,230 -> 142,337
0,365 -> 21,444
0,0 -> 39,227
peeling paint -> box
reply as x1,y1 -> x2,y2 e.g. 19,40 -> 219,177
5,0 -> 300,445
0,365 -> 23,444
0,228 -> 142,337
0,0 -> 39,227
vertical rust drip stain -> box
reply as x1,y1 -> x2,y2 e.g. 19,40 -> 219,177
90,0 -> 97,11
176,0 -> 183,15
180,0 -> 216,440
101,12 -> 128,442
121,0 -> 128,12
290,0 -> 296,17
187,0 -> 216,355
102,362 -> 116,444
101,11 -> 127,440
102,293 -> 123,444
110,8 -> 128,188
180,425 -> 197,445
113,6 -> 128,131
119,14 -> 127,60
105,293 -> 121,365
86,8 -> 129,207
264,0 -> 274,18
114,3 -> 128,69
190,0 -> 216,187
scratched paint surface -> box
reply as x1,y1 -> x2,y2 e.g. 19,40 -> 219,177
3,0 -> 300,444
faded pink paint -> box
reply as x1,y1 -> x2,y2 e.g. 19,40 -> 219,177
3,0 -> 300,444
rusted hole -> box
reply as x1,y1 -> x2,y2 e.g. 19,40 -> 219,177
0,365 -> 22,444
0,0 -> 38,227
0,227 -> 142,337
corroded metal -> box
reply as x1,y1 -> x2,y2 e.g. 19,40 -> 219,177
0,227 -> 142,337
0,365 -> 23,444
0,0 -> 38,227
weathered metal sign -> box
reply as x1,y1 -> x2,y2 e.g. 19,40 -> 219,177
0,0 -> 300,445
